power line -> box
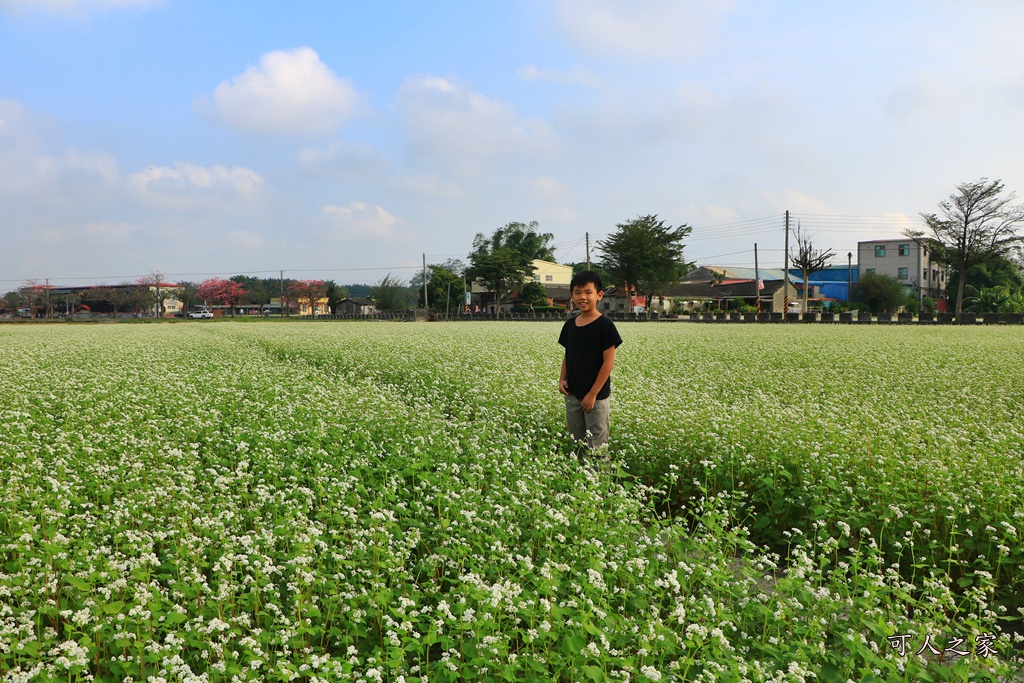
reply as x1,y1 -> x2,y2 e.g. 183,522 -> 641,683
0,265 -> 422,287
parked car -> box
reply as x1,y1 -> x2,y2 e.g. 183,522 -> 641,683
188,309 -> 213,319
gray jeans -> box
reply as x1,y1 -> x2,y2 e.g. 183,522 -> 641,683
565,395 -> 610,451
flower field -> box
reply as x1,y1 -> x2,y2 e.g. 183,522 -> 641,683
0,321 -> 1022,683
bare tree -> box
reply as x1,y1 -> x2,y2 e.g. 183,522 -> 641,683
788,223 -> 834,313
906,178 -> 1024,316
135,270 -> 167,317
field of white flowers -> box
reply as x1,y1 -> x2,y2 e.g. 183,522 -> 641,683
0,321 -> 1021,683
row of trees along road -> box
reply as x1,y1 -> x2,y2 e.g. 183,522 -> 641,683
462,216 -> 694,312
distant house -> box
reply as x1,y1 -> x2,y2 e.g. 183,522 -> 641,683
598,287 -> 648,314
337,297 -> 376,315
47,282 -> 184,317
471,259 -> 573,311
297,297 -> 330,316
662,279 -> 799,313
857,239 -> 948,303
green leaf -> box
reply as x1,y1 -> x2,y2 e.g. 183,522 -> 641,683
66,576 -> 91,591
102,601 -> 124,615
583,665 -> 605,682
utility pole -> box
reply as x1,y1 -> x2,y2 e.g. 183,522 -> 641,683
847,252 -> 853,303
422,253 -> 429,309
585,232 -> 591,271
45,278 -> 50,319
753,243 -> 760,312
783,211 -> 790,316
280,270 -> 285,316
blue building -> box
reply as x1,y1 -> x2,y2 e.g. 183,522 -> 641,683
789,264 -> 858,301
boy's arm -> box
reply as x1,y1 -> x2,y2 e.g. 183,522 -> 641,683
581,345 -> 616,412
558,356 -> 570,395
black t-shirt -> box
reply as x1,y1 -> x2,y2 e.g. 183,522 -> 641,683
558,314 -> 623,400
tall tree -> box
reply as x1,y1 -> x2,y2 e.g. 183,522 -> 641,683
597,214 -> 693,309
89,284 -> 131,317
371,273 -> 409,310
467,222 -> 553,311
231,275 -> 271,311
198,278 -> 247,316
175,281 -> 200,314
134,271 -> 168,317
570,262 -> 613,286
324,280 -> 348,315
789,223 -> 835,313
2,290 -> 26,315
19,281 -> 49,318
416,265 -> 464,313
288,279 -> 327,316
906,178 -> 1024,316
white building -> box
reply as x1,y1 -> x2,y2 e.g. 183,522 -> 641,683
857,239 -> 948,301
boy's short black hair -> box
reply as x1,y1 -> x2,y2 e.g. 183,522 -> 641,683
570,270 -> 603,292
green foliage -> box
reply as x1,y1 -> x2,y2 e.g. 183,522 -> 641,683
230,274 -> 273,306
597,214 -> 693,307
570,262 -> 614,287
910,178 -> 1024,315
515,280 -> 550,307
324,280 -> 348,314
417,265 -> 465,311
947,253 -> 1024,306
467,221 -> 554,308
371,272 -> 411,310
857,271 -> 912,313
964,285 -> 1024,313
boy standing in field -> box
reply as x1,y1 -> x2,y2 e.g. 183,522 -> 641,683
558,271 -> 623,452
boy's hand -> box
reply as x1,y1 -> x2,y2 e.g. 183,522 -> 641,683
558,379 -> 570,395
581,392 -> 597,412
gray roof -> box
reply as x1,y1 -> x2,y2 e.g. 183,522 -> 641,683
685,266 -> 803,284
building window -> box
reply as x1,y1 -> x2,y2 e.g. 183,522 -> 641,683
533,274 -> 541,281
866,268 -> 875,274
923,268 -> 928,281
933,269 -> 938,282
899,244 -> 910,256
898,267 -> 908,279
875,245 -> 886,257
545,274 -> 553,282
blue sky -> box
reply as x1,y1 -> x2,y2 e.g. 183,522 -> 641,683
2,0 -> 1023,288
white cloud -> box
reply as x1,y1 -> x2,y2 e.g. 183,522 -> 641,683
551,0 -> 734,60
298,141 -> 389,178
525,175 -> 571,201
883,72 -> 949,118
0,0 -> 163,16
127,162 -> 262,209
64,148 -> 120,183
319,201 -> 405,240
396,75 -> 558,174
395,174 -> 465,200
761,190 -> 834,217
226,230 -> 269,250
202,47 -> 358,136
84,221 -> 137,238
517,64 -> 599,88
